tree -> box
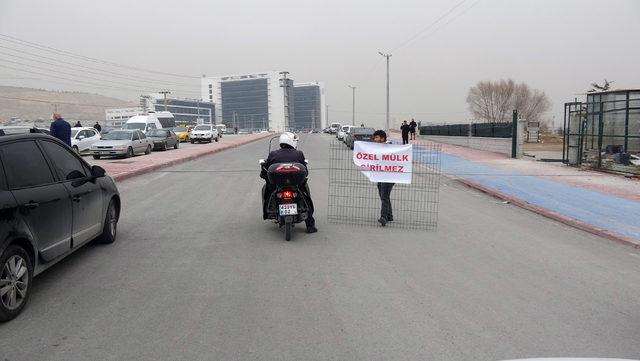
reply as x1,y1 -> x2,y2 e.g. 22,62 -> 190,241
466,79 -> 551,123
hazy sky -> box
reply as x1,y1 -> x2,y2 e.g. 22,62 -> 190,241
1,0 -> 639,128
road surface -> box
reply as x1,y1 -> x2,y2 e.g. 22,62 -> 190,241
1,134 -> 639,361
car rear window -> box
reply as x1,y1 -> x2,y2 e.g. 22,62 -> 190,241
0,141 -> 55,189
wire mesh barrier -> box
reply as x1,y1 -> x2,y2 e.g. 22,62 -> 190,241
418,122 -> 513,138
327,139 -> 442,230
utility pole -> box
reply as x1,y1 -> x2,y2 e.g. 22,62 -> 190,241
325,104 -> 329,128
158,90 -> 171,111
279,71 -> 291,131
378,52 -> 391,131
348,85 -> 356,125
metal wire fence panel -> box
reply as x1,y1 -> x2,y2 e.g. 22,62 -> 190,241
327,139 -> 442,230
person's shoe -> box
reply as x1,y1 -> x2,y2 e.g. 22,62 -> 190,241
387,216 -> 394,222
306,226 -> 318,233
378,217 -> 387,227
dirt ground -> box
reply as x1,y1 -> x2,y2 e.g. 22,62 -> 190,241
523,133 -> 564,151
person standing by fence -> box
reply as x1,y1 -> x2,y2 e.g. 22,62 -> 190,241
409,118 -> 417,140
49,112 -> 72,147
400,120 -> 410,144
373,130 -> 395,226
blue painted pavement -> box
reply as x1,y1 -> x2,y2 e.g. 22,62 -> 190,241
415,148 -> 640,241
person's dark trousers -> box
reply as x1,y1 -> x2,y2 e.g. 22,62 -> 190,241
377,182 -> 394,221
402,135 -> 409,144
262,183 -> 276,219
410,131 -> 415,140
301,182 -> 316,228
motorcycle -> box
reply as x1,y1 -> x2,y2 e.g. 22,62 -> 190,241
259,137 -> 311,241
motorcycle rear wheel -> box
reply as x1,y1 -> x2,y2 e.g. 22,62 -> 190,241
284,218 -> 292,241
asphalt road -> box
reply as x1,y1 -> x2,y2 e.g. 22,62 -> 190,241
1,134 -> 639,361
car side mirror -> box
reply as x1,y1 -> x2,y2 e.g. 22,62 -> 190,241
91,165 -> 106,178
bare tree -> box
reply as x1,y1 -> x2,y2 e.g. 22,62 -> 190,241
466,79 -> 551,123
588,79 -> 614,92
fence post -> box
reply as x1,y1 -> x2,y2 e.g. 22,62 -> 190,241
511,110 -> 518,158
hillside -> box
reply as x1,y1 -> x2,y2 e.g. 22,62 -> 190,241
0,86 -> 136,123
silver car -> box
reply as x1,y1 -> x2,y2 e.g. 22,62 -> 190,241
91,130 -> 152,159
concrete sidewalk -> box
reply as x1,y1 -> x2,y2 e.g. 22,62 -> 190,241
93,133 -> 272,182
409,138 -> 640,247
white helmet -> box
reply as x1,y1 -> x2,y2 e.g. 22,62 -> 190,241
279,132 -> 299,149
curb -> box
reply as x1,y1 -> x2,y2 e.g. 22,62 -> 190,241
111,133 -> 272,182
448,175 -> 640,249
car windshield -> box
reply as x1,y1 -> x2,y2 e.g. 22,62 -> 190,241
102,131 -> 132,140
353,128 -> 375,134
173,127 -> 187,132
70,129 -> 79,137
122,123 -> 146,130
194,125 -> 211,130
147,129 -> 168,137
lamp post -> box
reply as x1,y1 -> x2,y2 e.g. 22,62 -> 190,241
348,85 -> 356,125
378,52 -> 391,131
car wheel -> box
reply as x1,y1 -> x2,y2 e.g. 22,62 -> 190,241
96,199 -> 118,244
0,245 -> 33,322
72,145 -> 79,154
214,137 -> 219,142
125,147 -> 133,158
162,142 -> 167,151
174,141 -> 179,149
145,145 -> 151,155
190,140 -> 195,144
93,155 -> 101,160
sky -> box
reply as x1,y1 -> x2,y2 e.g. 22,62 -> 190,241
1,0 -> 639,129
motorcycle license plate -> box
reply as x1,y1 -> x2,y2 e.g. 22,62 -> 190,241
279,203 -> 298,216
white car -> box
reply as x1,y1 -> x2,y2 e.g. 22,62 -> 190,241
337,125 -> 352,141
190,124 -> 219,143
71,127 -> 101,155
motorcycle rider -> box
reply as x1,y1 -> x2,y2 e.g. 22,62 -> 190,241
261,132 -> 318,233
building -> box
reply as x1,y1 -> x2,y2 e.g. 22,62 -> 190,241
292,82 -> 326,130
201,71 -> 293,132
105,107 -> 145,127
563,89 -> 640,175
106,96 -> 216,127
146,95 -> 215,125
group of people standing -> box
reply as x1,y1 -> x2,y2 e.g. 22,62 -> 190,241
49,112 -> 103,146
400,118 -> 418,145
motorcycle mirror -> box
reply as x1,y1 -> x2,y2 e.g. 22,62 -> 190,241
304,159 -> 309,164
258,159 -> 265,165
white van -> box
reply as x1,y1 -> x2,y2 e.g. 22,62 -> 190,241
155,111 -> 176,129
122,114 -> 164,134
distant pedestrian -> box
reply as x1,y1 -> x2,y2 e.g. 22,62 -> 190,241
373,130 -> 394,226
409,118 -> 417,140
93,121 -> 102,132
234,127 -> 238,134
360,123 -> 364,127
74,121 -> 82,127
400,120 -> 410,144
50,112 -> 72,147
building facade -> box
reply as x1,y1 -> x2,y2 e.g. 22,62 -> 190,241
149,97 -> 215,125
201,71 -> 291,132
292,82 -> 326,130
105,107 -> 145,127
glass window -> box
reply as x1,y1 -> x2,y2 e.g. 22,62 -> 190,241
0,141 -> 54,189
139,132 -> 146,139
40,140 -> 88,180
0,158 -> 7,191
132,132 -> 140,140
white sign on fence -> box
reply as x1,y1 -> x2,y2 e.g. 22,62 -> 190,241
352,141 -> 413,184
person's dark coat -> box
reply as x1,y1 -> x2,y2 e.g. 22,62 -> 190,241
94,123 -> 102,132
261,145 -> 306,179
409,120 -> 417,132
50,118 -> 72,146
74,121 -> 82,127
401,123 -> 411,136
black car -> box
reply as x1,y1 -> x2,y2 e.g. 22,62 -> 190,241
345,127 -> 376,149
0,133 -> 120,321
147,129 -> 179,151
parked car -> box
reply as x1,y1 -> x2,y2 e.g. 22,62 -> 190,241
0,132 -> 120,321
147,129 -> 179,151
190,124 -> 219,143
329,122 -> 341,134
90,130 -> 152,159
171,127 -> 190,142
345,127 -> 375,149
337,125 -> 352,141
237,129 -> 251,135
71,127 -> 101,155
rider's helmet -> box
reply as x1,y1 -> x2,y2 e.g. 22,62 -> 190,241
279,132 -> 299,149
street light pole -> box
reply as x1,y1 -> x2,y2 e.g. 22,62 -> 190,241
378,52 -> 391,131
348,85 -> 356,125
